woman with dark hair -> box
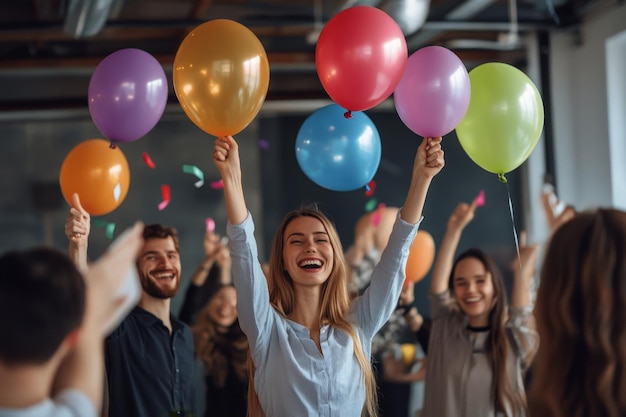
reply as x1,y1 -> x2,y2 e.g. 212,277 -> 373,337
529,208 -> 626,417
191,283 -> 248,417
420,201 -> 539,417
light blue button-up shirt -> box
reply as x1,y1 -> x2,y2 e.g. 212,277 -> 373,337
227,212 -> 420,417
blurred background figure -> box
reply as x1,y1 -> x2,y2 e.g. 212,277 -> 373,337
346,206 -> 399,296
191,283 -> 248,417
180,229 -> 232,325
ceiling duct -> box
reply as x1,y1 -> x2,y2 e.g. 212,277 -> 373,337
308,0 -> 428,44
445,0 -> 523,50
64,0 -> 121,38
378,0 -> 430,35
406,0 -> 497,49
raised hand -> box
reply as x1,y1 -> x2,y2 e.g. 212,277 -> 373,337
415,137 -> 445,180
65,193 -> 90,272
65,193 -> 90,244
212,135 -> 248,225
212,135 -> 241,180
215,245 -> 231,269
510,230 -> 540,308
203,230 -> 221,259
447,200 -> 477,233
512,231 -> 540,286
85,221 -> 144,331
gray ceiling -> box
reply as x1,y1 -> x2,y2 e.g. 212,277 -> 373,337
0,0 -> 589,113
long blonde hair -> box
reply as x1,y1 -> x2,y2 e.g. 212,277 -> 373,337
529,209 -> 626,417
247,208 -> 378,417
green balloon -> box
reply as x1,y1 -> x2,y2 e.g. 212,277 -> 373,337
455,63 -> 544,175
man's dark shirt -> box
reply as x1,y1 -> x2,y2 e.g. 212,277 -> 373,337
105,306 -> 196,417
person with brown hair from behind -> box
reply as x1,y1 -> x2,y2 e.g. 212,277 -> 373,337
0,221 -> 143,417
529,208 -> 626,417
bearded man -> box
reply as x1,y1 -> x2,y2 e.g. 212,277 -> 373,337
65,196 -> 195,417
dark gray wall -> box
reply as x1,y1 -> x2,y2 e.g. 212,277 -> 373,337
0,107 -> 522,316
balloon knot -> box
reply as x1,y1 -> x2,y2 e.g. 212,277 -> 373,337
344,111 -> 353,119
498,173 -> 508,184
109,142 -> 117,150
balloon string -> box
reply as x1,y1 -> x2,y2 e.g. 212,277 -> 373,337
505,181 -> 522,270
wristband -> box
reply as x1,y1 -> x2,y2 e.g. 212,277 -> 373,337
396,301 -> 417,317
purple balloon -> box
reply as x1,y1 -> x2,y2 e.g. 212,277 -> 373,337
394,46 -> 471,138
88,48 -> 168,143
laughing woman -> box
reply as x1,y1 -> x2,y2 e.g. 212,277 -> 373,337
420,201 -> 540,417
212,134 -> 444,417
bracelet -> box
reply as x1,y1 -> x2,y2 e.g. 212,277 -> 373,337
396,301 -> 418,316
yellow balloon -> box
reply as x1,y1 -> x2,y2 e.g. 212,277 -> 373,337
173,20 -> 270,137
400,343 -> 416,365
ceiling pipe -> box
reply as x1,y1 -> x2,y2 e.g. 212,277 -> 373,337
0,20 -> 549,39
406,0 -> 498,49
63,0 -> 123,38
379,0 -> 431,35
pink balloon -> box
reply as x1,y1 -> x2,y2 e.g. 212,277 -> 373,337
316,6 -> 407,112
394,46 -> 471,137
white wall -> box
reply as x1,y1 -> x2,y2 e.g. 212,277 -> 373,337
606,30 -> 626,210
549,0 -> 626,211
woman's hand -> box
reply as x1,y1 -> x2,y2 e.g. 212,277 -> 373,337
447,200 -> 477,233
212,135 -> 248,225
415,137 -> 445,180
203,230 -> 221,259
212,135 -> 241,180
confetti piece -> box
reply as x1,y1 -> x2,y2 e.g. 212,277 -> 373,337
183,164 -> 204,188
365,180 -> 376,197
210,179 -> 224,190
93,219 -> 108,228
158,184 -> 171,211
475,190 -> 485,207
142,152 -> 156,168
105,223 -> 116,239
206,217 -> 215,233
372,211 -> 381,226
365,199 -> 378,212
113,183 -> 121,202
371,203 -> 387,227
93,219 -> 116,239
258,139 -> 270,150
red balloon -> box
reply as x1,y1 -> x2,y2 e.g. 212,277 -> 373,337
316,6 -> 408,112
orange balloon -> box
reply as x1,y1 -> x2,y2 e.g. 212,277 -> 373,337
59,139 -> 130,216
173,19 -> 270,137
405,230 -> 435,283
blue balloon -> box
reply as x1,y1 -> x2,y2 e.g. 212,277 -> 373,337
296,104 -> 382,191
